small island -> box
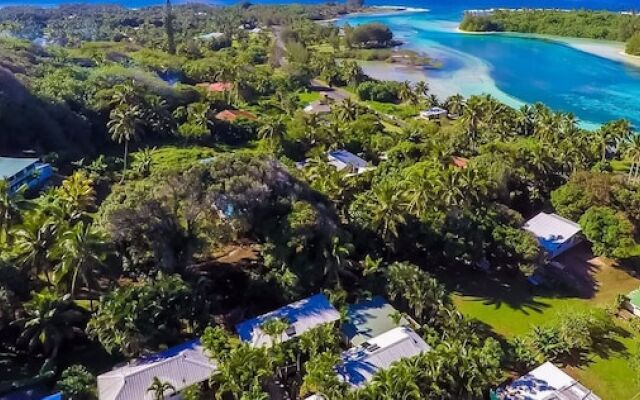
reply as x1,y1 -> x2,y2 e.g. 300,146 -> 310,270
459,9 -> 640,56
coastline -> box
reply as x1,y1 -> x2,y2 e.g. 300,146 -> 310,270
456,27 -> 640,68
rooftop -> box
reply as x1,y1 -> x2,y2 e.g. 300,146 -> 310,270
0,157 -> 38,179
628,288 -> 640,308
215,109 -> 257,122
497,362 -> 600,400
235,293 -> 340,348
342,296 -> 411,346
196,82 -> 233,92
336,327 -> 430,388
327,150 -> 368,172
420,107 -> 448,117
304,100 -> 331,115
523,212 -> 581,254
97,339 -> 216,400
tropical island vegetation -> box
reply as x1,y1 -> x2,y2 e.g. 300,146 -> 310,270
459,9 -> 640,55
1,1 -> 640,399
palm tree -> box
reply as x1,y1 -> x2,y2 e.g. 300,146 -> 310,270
415,80 -> 429,98
110,81 -> 138,107
258,115 -> 287,150
52,222 -> 107,298
0,179 -> 27,244
323,236 -> 354,287
596,119 -> 632,162
624,134 -> 640,182
397,81 -> 415,104
460,97 -> 484,150
341,60 -> 363,86
147,377 -> 176,400
11,289 -> 88,360
12,211 -> 59,285
366,181 -> 407,245
333,98 -> 360,123
444,94 -> 465,117
108,104 -> 144,182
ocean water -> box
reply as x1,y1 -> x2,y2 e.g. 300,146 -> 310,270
342,8 -> 640,127
2,0 -> 640,126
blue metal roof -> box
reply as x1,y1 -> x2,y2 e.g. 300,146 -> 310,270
0,158 -> 38,180
41,393 -> 62,400
235,294 -> 340,345
327,150 -> 367,169
134,339 -> 201,366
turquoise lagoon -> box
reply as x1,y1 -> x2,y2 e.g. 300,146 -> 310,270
341,8 -> 640,128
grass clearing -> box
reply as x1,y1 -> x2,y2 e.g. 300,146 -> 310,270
298,91 -> 321,104
443,250 -> 640,400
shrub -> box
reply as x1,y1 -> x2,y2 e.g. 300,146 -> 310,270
55,365 -> 97,400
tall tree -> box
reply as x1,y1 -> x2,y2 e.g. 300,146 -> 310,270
164,0 -> 176,55
108,104 -> 144,182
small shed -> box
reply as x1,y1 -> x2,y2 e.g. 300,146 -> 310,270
523,212 -> 582,258
97,340 -> 216,400
235,293 -> 340,348
336,327 -> 430,388
342,296 -> 412,347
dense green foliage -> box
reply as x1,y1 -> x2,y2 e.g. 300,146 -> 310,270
460,9 -> 640,44
627,32 -> 640,55
1,2 -> 639,399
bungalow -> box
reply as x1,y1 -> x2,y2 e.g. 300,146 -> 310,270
493,362 -> 600,400
97,339 -> 216,400
625,288 -> 640,317
235,293 -> 340,348
336,327 -> 430,388
327,150 -> 373,175
342,296 -> 413,347
196,82 -> 234,93
215,109 -> 257,122
0,157 -> 52,194
419,107 -> 448,120
523,212 -> 582,259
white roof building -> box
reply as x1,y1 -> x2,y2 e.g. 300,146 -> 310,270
336,327 -> 430,388
327,150 -> 373,175
97,340 -> 216,400
523,212 -> 582,258
420,107 -> 447,119
235,294 -> 341,348
496,362 -> 600,400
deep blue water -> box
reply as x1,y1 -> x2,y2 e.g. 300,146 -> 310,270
2,0 -> 640,126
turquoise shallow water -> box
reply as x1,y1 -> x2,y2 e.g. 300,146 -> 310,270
341,8 -> 640,128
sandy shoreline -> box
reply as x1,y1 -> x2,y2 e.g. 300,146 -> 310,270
456,28 -> 640,68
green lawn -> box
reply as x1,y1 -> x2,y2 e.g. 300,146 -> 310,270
298,91 -> 321,104
447,258 -> 640,400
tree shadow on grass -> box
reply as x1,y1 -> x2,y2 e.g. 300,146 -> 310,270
434,267 -> 580,316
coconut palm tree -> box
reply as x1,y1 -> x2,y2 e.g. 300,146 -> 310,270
258,115 -> 287,150
147,377 -> 176,400
11,289 -> 88,360
323,236 -> 354,287
460,97 -> 484,150
12,211 -> 59,284
366,180 -> 407,245
415,80 -> 429,98
444,94 -> 465,117
52,221 -> 107,298
108,104 -> 144,182
624,134 -> 640,182
341,60 -> 363,86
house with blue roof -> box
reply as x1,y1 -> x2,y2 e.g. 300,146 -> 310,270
342,296 -> 413,347
523,212 -> 582,259
0,157 -> 52,194
97,339 -> 216,400
335,327 -> 430,388
235,293 -> 341,348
